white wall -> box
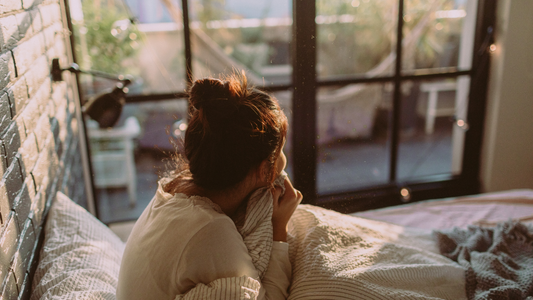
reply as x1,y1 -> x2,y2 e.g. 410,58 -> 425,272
481,0 -> 533,191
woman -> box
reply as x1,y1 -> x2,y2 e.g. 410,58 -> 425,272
117,73 -> 302,299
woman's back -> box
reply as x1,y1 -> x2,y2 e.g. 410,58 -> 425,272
116,178 -> 259,300
117,74 -> 300,299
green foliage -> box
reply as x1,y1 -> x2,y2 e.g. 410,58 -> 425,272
316,0 -> 460,76
316,0 -> 395,76
195,0 -> 226,25
73,0 -> 140,75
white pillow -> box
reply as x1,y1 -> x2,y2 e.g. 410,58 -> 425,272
31,192 -> 125,300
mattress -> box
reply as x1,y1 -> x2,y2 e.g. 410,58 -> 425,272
352,189 -> 533,230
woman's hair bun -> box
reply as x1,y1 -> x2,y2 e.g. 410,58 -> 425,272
189,78 -> 230,111
181,72 -> 288,190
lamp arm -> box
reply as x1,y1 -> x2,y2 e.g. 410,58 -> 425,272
66,63 -> 132,86
51,58 -> 131,86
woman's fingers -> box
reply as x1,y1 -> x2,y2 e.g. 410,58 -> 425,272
271,177 -> 302,242
271,186 -> 283,210
271,185 -> 283,201
283,177 -> 294,192
280,178 -> 302,205
296,189 -> 303,202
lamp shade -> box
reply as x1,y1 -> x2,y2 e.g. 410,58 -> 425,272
50,57 -> 132,128
83,86 -> 126,128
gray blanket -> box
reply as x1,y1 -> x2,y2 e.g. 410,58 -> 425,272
433,221 -> 533,300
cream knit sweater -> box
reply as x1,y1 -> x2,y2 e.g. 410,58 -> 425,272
117,175 -> 290,300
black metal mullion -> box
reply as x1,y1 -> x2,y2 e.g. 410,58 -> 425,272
181,0 -> 193,85
124,68 -> 472,104
316,69 -> 472,88
123,84 -> 294,103
123,67 -> 472,104
318,176 -> 478,214
292,0 -> 317,204
462,0 -> 496,181
389,0 -> 404,184
125,92 -> 188,103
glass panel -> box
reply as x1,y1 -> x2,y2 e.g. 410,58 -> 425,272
70,0 -> 187,96
397,76 -> 469,181
316,0 -> 398,79
91,93 -> 294,223
271,90 -> 293,178
402,0 -> 479,73
90,99 -> 188,223
189,0 -> 292,86
317,83 -> 392,194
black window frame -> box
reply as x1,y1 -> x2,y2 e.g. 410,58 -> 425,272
69,0 -> 497,217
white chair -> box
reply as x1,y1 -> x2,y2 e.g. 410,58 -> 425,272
87,116 -> 141,206
420,81 -> 457,134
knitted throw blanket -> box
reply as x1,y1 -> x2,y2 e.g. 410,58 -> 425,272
235,172 -> 287,278
433,221 -> 533,300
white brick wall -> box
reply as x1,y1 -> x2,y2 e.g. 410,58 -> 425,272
0,0 -> 86,297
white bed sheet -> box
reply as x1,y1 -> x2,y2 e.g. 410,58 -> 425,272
352,189 -> 533,230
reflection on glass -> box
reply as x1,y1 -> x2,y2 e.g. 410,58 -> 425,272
402,0 -> 478,72
71,0 -> 186,96
88,99 -> 188,223
317,83 -> 391,194
316,0 -> 397,78
190,0 -> 292,86
397,77 -> 469,181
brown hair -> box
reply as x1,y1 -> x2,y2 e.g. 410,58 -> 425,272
179,73 -> 287,190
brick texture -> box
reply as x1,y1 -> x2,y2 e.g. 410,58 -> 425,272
0,0 -> 87,298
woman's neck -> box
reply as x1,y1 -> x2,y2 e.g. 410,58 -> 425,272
165,174 -> 260,218
200,186 -> 252,217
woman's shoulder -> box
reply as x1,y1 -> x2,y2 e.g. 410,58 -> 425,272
129,179 -> 234,247
155,177 -> 224,214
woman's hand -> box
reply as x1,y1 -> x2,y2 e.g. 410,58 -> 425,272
271,177 -> 303,242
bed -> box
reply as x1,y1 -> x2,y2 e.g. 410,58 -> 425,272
27,190 -> 533,299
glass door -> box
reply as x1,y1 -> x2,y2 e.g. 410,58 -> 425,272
69,0 -> 494,221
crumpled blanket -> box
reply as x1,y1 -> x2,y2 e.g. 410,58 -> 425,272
175,172 -> 287,300
287,205 -> 467,300
433,221 -> 533,300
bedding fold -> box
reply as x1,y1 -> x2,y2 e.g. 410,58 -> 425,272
434,221 -> 533,300
287,205 -> 467,300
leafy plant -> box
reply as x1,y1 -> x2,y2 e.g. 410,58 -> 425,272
316,0 -> 460,76
73,0 -> 140,76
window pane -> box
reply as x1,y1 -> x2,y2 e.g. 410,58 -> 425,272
317,83 -> 392,194
316,0 -> 398,79
271,90 -> 293,178
402,0 -> 479,73
70,0 -> 187,96
90,99 -> 187,223
397,76 -> 469,181
189,0 -> 292,86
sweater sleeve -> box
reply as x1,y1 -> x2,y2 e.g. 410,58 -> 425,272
177,217 -> 291,299
176,217 -> 260,293
261,241 -> 292,299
